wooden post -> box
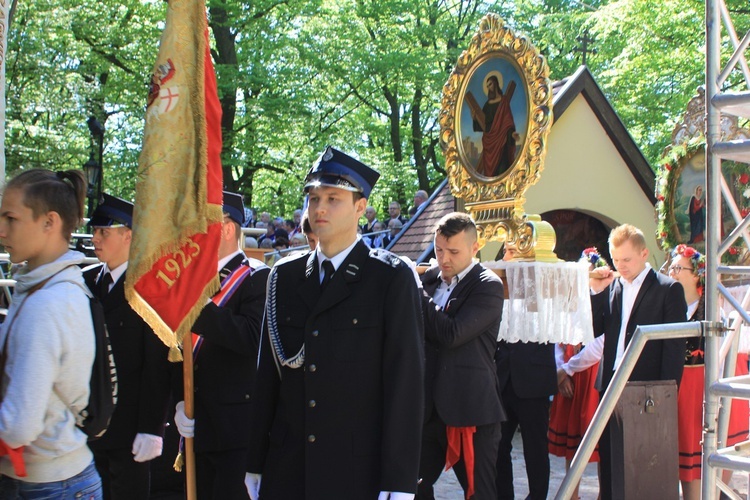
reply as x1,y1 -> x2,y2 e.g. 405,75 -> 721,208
182,330 -> 197,500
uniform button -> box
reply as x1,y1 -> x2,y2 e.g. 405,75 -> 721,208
244,394 -> 250,400
352,318 -> 358,324
309,364 -> 317,372
312,330 -> 319,337
308,434 -> 316,443
285,316 -> 291,322
308,399 -> 316,408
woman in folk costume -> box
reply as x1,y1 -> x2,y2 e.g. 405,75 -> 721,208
669,244 -> 749,500
548,247 -> 605,500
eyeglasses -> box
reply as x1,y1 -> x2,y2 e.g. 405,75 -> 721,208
668,264 -> 694,274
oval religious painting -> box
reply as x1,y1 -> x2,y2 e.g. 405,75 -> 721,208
657,145 -> 744,260
457,54 -> 529,180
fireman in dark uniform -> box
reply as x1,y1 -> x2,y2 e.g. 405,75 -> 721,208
173,191 -> 270,499
246,147 -> 425,500
83,194 -> 172,499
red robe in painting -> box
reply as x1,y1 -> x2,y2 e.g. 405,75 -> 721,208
479,97 -> 516,177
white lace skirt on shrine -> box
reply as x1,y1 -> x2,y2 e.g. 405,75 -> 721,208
482,260 -> 595,345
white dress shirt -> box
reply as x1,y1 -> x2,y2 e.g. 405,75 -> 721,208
100,261 -> 128,293
613,264 -> 651,370
432,262 -> 476,310
316,237 -> 360,284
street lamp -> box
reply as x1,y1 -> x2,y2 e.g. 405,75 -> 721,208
83,152 -> 100,218
84,116 -> 105,218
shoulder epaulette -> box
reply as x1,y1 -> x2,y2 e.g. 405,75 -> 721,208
369,248 -> 402,268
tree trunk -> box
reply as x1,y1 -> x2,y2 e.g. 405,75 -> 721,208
208,3 -> 238,191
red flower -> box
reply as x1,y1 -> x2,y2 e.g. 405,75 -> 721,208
740,173 -> 750,185
742,208 -> 750,218
660,232 -> 667,238
676,244 -> 696,258
665,164 -> 672,171
657,194 -> 665,201
730,247 -> 739,255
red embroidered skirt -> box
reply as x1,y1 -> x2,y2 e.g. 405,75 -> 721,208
548,346 -> 600,462
677,353 -> 750,482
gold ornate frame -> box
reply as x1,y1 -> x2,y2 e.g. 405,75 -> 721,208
440,14 -> 553,254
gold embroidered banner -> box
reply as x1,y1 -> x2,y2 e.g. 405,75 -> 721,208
126,0 -> 223,354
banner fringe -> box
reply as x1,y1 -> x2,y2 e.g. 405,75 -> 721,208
125,271 -> 220,354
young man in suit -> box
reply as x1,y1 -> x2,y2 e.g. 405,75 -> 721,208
417,212 -> 505,500
246,146 -> 424,500
84,194 -> 172,499
589,223 -> 687,499
494,245 -> 558,500
172,191 -> 270,499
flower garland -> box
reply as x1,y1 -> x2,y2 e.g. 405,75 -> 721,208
581,247 -> 608,268
655,138 -> 704,252
672,244 -> 706,293
655,138 -> 749,263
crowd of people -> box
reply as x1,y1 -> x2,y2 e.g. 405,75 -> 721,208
241,188 -> 429,255
0,149 -> 745,500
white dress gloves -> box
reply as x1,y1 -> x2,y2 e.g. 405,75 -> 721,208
245,473 -> 261,500
174,401 -> 195,438
131,433 -> 163,462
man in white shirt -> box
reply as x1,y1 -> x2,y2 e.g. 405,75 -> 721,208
589,223 -> 686,500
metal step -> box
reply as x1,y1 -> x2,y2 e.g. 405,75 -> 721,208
709,374 -> 750,399
712,91 -> 750,118
707,444 -> 750,473
712,139 -> 750,163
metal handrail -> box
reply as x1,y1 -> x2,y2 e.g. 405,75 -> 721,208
555,321 -> 704,500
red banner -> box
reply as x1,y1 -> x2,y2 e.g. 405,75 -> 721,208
125,0 -> 223,354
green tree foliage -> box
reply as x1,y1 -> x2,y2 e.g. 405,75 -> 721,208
4,0 -> 744,219
6,0 -> 165,198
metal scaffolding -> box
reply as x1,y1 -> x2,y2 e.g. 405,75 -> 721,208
705,1 -> 750,498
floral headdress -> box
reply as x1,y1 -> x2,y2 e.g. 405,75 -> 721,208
581,247 -> 608,268
672,244 -> 706,292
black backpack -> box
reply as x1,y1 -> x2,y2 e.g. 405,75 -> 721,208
79,294 -> 118,439
53,283 -> 118,439
4,278 -> 118,439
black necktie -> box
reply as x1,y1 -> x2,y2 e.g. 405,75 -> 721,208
320,260 -> 334,292
98,273 -> 113,298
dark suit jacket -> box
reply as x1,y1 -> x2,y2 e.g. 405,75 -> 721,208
421,264 -> 506,427
495,340 -> 557,400
591,267 -> 687,390
83,265 -> 171,450
247,241 -> 424,499
361,220 -> 378,234
184,253 -> 269,454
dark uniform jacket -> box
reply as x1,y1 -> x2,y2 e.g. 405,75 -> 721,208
421,264 -> 506,426
247,241 -> 424,499
591,267 -> 687,390
83,265 -> 171,450
184,253 -> 269,453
